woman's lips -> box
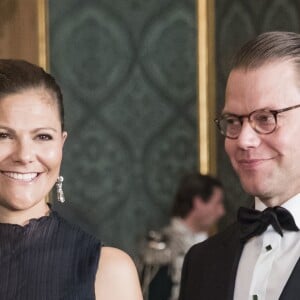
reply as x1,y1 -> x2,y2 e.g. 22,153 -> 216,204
1,171 -> 39,181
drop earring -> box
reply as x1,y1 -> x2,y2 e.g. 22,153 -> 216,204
56,176 -> 65,203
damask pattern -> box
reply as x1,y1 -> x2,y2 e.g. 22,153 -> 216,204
49,0 -> 197,255
215,0 -> 300,227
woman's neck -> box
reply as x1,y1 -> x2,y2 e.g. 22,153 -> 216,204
0,201 -> 50,225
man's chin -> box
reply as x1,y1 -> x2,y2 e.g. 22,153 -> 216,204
240,178 -> 268,198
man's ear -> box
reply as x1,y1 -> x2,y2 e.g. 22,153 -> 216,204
193,196 -> 205,210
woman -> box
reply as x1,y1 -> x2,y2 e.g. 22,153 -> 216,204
0,59 -> 143,299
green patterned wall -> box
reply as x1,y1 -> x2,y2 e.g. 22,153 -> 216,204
49,0 -> 198,255
215,0 -> 300,227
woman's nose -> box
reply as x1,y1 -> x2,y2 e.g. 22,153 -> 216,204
12,139 -> 34,164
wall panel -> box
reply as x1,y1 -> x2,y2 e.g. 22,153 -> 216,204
49,0 -> 198,255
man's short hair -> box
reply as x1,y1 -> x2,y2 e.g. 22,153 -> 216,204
171,173 -> 222,218
232,31 -> 300,70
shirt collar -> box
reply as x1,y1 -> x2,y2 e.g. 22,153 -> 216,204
170,217 -> 208,241
255,194 -> 300,228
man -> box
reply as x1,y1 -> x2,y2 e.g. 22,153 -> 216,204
179,31 -> 300,300
139,172 -> 224,300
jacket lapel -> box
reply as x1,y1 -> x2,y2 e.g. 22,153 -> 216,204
217,223 -> 244,300
227,241 -> 244,299
224,224 -> 244,300
279,256 -> 300,299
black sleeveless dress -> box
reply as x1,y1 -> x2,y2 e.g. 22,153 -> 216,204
0,210 -> 101,300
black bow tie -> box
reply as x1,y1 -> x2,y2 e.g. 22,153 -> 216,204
237,206 -> 299,242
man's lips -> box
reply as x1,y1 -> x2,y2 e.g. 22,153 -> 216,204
237,158 -> 273,168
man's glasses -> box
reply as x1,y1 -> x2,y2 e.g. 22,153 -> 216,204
214,104 -> 300,139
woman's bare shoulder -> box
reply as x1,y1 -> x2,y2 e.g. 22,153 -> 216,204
95,246 -> 143,300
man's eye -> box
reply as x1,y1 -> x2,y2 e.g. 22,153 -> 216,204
255,114 -> 274,123
226,118 -> 239,125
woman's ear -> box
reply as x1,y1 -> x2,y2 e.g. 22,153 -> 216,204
62,131 -> 68,146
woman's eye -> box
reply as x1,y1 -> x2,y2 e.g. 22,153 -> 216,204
0,132 -> 10,139
37,134 -> 52,140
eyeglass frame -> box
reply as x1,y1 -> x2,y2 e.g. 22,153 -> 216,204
214,104 -> 300,139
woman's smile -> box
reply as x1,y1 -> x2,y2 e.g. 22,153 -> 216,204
1,171 -> 39,182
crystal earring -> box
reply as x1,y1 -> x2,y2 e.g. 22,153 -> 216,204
56,176 -> 65,203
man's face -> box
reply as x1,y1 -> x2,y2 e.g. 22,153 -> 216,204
224,60 -> 300,204
194,187 -> 225,230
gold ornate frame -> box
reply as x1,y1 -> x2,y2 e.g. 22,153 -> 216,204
0,0 -> 48,69
37,0 -> 49,70
197,0 -> 216,175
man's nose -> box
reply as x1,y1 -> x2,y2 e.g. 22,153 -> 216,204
236,120 -> 261,149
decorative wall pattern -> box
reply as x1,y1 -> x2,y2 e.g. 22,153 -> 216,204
49,0 -> 197,255
215,0 -> 300,226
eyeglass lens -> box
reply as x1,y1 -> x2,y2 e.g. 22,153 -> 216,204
219,110 -> 277,138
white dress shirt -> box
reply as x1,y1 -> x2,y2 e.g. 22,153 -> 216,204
234,194 -> 300,300
167,218 -> 208,300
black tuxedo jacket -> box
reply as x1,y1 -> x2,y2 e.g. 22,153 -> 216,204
179,223 -> 300,300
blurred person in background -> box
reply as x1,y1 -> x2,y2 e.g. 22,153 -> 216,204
139,172 -> 225,300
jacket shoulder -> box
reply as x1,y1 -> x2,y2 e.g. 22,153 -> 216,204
188,222 -> 240,256
179,223 -> 242,300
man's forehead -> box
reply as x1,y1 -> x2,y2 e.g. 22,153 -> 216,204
223,60 -> 299,113
227,60 -> 295,82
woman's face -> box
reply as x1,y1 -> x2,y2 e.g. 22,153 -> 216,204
0,88 -> 67,211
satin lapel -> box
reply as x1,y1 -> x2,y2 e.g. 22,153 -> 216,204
227,240 -> 244,300
218,223 -> 244,300
279,256 -> 300,299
